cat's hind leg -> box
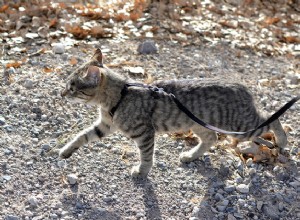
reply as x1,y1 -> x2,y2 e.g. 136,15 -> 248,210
180,127 -> 217,163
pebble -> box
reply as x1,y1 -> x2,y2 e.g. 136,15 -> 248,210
137,40 -> 158,54
227,214 -> 236,220
2,175 -> 12,181
5,215 -> 19,220
28,196 -> 38,207
67,174 -> 78,185
41,144 -> 51,151
257,201 -> 264,211
224,185 -> 236,192
0,115 -> 5,125
245,158 -> 253,167
25,33 -> 39,39
23,79 -> 34,89
289,181 -> 300,188
52,43 -> 65,54
262,204 -> 280,219
216,199 -> 229,212
57,160 -> 66,168
236,184 -> 249,194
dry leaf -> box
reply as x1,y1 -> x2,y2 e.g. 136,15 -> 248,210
283,36 -> 300,44
43,67 -> 53,73
264,17 -> 280,26
49,18 -> 58,28
65,25 -> 89,39
6,61 -> 22,68
171,130 -> 199,146
0,5 -> 9,13
69,57 -> 78,65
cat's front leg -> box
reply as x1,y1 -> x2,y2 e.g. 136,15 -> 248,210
59,120 -> 113,159
130,128 -> 155,178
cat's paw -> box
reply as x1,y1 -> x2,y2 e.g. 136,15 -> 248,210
130,165 -> 149,178
59,144 -> 74,159
179,152 -> 196,163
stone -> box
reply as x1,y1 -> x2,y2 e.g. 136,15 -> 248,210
262,204 -> 280,220
41,144 -> 51,151
137,40 -> 158,54
2,175 -> 12,181
246,158 -> 253,167
257,201 -> 264,211
67,174 -> 78,185
125,66 -> 145,75
227,214 -> 236,220
28,196 -> 38,207
24,79 -> 34,89
0,115 -> 5,125
32,16 -> 41,27
25,33 -> 39,39
224,185 -> 236,192
52,43 -> 65,54
236,184 -> 249,194
5,215 -> 19,220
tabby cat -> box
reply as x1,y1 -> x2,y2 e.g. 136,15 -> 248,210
59,48 -> 287,177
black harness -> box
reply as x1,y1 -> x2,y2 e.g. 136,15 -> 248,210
110,83 -> 299,135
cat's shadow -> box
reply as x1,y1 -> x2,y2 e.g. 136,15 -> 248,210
132,178 -> 163,220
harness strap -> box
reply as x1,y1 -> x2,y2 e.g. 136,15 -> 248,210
110,83 -> 299,135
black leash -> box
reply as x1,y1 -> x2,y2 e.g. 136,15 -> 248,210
110,83 -> 299,135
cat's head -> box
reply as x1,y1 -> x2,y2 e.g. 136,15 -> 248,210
61,48 -> 104,104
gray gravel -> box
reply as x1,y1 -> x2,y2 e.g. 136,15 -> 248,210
0,39 -> 299,220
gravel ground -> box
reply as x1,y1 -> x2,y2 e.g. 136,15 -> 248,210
0,37 -> 300,220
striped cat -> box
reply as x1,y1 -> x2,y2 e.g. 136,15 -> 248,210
59,49 -> 287,178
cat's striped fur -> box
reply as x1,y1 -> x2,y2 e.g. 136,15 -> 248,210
59,49 -> 287,177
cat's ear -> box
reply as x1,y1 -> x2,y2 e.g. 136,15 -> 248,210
92,48 -> 103,67
84,66 -> 101,85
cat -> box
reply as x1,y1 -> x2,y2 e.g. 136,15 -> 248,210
59,48 -> 287,178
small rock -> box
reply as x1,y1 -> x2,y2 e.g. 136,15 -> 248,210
236,184 -> 249,194
191,206 -> 200,217
5,215 -> 19,220
25,33 -> 39,39
224,185 -> 236,192
41,144 -> 50,151
219,164 -> 230,176
227,214 -> 236,220
38,26 -> 48,38
289,181 -> 300,188
257,201 -> 264,211
262,204 -> 280,220
137,40 -> 158,54
23,79 -> 34,89
0,115 -> 5,125
214,193 -> 224,201
28,196 -> 38,207
217,199 -> 229,212
2,175 -> 12,181
4,125 -> 14,132
52,43 -> 65,54
20,15 -> 31,23
246,158 -> 253,167
32,16 -> 41,27
67,174 -> 78,185
103,196 -> 113,203
125,66 -> 145,75
248,168 -> 256,175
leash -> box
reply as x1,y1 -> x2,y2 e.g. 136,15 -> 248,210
110,83 -> 299,135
